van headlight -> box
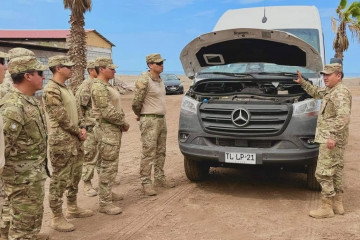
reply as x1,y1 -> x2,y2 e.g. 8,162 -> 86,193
181,95 -> 199,114
293,99 -> 321,116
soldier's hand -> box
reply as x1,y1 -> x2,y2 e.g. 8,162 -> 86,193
327,138 -> 336,149
79,128 -> 87,141
293,70 -> 304,84
135,115 -> 140,121
121,123 -> 130,132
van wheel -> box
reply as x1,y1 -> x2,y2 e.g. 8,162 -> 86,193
307,163 -> 321,191
184,157 -> 209,181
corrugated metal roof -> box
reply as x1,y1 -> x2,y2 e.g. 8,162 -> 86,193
0,29 -> 115,46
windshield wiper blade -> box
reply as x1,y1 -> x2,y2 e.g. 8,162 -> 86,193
199,72 -> 254,78
253,72 -> 309,80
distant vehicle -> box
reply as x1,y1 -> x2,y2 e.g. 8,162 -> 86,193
178,6 -> 325,190
161,73 -> 184,94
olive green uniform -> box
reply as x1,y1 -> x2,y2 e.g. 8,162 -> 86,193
43,79 -> 83,216
91,79 -> 128,207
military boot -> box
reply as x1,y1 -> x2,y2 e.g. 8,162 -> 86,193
66,200 -> 94,219
83,181 -> 97,197
154,178 -> 175,188
143,184 -> 157,196
50,214 -> 75,232
309,196 -> 335,219
99,203 -> 122,215
0,225 -> 9,240
34,233 -> 50,240
333,193 -> 345,215
112,192 -> 124,201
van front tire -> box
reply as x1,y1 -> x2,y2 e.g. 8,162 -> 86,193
184,157 -> 209,181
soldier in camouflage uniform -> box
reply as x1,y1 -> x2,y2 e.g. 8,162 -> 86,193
132,53 -> 175,197
43,56 -> 93,232
0,50 -> 7,173
0,48 -> 38,240
91,57 -> 129,215
75,60 -> 99,197
0,55 -> 49,239
294,63 -> 352,219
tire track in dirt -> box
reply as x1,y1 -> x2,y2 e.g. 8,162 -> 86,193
104,184 -> 194,240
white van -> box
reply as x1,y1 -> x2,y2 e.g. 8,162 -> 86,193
178,6 -> 325,190
214,6 -> 325,67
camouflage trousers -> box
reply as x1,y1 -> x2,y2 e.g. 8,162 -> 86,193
2,179 -> 45,240
315,144 -> 345,197
49,144 -> 83,215
81,129 -> 99,182
95,124 -> 122,207
139,116 -> 167,185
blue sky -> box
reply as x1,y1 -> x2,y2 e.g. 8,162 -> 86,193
1,0 -> 359,76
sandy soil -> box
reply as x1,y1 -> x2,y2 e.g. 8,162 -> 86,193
4,76 -> 360,240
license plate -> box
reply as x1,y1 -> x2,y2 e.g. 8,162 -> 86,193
170,87 -> 177,90
225,152 -> 256,164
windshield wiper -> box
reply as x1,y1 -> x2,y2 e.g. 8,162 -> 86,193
198,72 -> 254,78
253,72 -> 309,81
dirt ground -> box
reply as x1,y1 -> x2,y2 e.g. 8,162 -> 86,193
4,76 -> 360,240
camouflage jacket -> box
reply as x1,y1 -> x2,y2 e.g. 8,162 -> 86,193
75,78 -> 96,128
91,79 -> 128,128
0,89 -> 47,184
301,81 -> 352,146
132,71 -> 150,116
43,79 -> 80,154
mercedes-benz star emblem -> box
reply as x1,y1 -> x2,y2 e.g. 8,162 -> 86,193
231,108 -> 251,127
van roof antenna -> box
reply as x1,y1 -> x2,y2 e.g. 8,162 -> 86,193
262,7 -> 267,23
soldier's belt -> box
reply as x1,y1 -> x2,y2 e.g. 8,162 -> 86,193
140,114 -> 164,118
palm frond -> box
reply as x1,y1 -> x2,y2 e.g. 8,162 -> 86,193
340,0 -> 348,10
332,17 -> 338,33
348,23 -> 360,42
63,0 -> 92,18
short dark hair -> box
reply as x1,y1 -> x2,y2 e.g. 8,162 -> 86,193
10,70 -> 36,84
49,66 -> 56,74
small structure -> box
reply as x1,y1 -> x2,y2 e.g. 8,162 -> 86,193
0,29 -> 115,87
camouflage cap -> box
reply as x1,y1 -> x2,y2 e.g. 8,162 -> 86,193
95,57 -> 118,69
8,48 -> 35,60
8,56 -> 47,74
146,53 -> 165,63
320,63 -> 343,75
48,55 -> 74,68
0,51 -> 8,59
87,59 -> 96,69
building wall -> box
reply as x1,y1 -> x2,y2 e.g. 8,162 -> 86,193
86,31 -> 112,49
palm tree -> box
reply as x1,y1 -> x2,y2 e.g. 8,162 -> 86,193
332,0 -> 360,61
64,0 -> 92,92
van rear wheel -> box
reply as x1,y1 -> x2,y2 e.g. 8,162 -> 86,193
307,163 -> 321,191
184,157 -> 209,181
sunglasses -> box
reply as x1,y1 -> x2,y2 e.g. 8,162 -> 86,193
0,58 -> 5,65
37,71 -> 44,77
154,61 -> 164,66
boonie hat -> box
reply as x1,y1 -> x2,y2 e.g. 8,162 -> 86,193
48,55 -> 74,68
0,51 -> 8,59
8,48 -> 35,60
95,57 -> 118,69
8,56 -> 47,74
320,63 -> 343,75
87,59 -> 96,69
146,53 -> 165,63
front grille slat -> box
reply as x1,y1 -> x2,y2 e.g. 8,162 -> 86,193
199,103 -> 292,136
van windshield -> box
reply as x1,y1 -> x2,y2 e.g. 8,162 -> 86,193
279,29 -> 320,53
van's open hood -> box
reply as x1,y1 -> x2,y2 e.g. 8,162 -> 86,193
180,28 -> 323,78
